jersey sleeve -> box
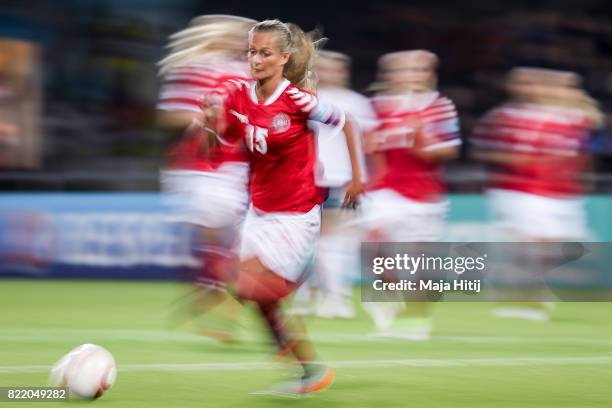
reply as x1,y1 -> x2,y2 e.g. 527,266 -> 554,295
286,87 -> 346,128
308,98 -> 346,128
202,79 -> 249,145
157,65 -> 217,113
418,96 -> 462,151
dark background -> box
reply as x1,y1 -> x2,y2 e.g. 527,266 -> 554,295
1,0 -> 611,191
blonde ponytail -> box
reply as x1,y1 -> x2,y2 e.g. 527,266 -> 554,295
249,19 -> 325,90
576,91 -> 604,128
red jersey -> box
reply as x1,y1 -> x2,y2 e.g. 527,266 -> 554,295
157,60 -> 249,171
368,91 -> 461,202
473,103 -> 592,197
214,79 -> 345,213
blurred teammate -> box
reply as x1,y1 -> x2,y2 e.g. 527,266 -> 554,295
361,50 -> 461,339
291,51 -> 376,318
472,67 -> 601,320
200,20 -> 364,395
156,15 -> 254,340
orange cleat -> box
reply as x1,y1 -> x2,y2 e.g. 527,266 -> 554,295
252,365 -> 335,397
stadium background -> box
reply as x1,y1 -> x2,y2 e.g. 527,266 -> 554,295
0,0 -> 611,190
1,1 -> 612,407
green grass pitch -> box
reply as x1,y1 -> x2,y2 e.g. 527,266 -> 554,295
1,280 -> 611,407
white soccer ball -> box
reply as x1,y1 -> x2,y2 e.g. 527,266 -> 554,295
50,344 -> 117,399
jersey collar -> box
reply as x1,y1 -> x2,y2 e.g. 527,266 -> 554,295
249,78 -> 291,106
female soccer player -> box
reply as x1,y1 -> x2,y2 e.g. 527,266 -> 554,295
472,68 -> 600,320
200,19 -> 364,395
360,50 -> 461,339
157,15 -> 254,340
290,50 -> 376,319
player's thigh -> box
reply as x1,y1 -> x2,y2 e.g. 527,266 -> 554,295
236,257 -> 298,303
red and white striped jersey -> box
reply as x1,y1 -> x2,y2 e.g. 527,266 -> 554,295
157,60 -> 250,171
368,91 -> 461,202
214,78 -> 345,213
472,102 -> 593,197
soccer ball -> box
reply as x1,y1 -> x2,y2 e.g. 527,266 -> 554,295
50,344 -> 117,399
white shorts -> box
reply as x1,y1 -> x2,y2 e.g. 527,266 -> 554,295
239,205 -> 321,282
357,188 -> 447,242
160,163 -> 249,229
488,189 -> 587,240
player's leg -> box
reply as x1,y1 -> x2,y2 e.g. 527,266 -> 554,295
164,169 -> 247,341
315,231 -> 359,318
287,261 -> 318,316
237,256 -> 334,395
315,195 -> 359,318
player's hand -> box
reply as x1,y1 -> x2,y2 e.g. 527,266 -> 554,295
342,179 -> 364,209
192,109 -> 219,157
202,105 -> 221,134
200,92 -> 226,135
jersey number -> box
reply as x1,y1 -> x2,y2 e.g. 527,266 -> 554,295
229,109 -> 269,154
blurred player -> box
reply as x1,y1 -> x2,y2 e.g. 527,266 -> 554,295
472,67 -> 602,320
156,15 -> 254,341
290,50 -> 376,318
199,19 -> 364,396
360,50 -> 461,339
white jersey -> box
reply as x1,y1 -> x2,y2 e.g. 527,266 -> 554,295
310,87 -> 377,187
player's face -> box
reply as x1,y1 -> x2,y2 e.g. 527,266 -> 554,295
315,58 -> 348,88
508,79 -> 537,103
248,32 -> 289,82
384,56 -> 435,93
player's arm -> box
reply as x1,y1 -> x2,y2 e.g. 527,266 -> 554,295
156,99 -> 204,150
342,119 -> 365,208
156,110 -> 197,130
361,129 -> 388,184
412,140 -> 460,162
155,109 -> 210,153
308,97 -> 364,207
411,122 -> 461,162
410,97 -> 461,162
196,82 -> 245,152
156,67 -> 211,143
